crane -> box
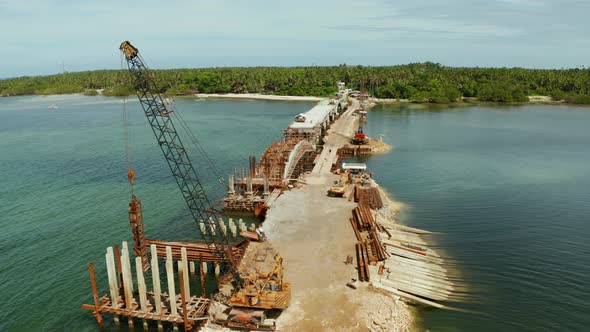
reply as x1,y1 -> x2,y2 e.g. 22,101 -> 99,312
119,41 -> 290,326
119,41 -> 234,265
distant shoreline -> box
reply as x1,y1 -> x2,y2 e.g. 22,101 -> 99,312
192,93 -> 323,102
0,92 -> 580,106
195,93 -> 567,105
3,64 -> 589,104
368,95 -> 564,105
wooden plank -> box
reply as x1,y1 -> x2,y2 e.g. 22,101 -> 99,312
381,279 -> 450,301
372,283 -> 450,309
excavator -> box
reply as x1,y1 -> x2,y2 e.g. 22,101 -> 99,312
119,41 -> 290,330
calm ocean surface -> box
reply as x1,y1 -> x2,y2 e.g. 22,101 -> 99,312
359,104 -> 590,331
0,96 -> 589,331
0,95 -> 314,331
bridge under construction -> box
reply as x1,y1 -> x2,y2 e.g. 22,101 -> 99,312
80,42 -> 465,332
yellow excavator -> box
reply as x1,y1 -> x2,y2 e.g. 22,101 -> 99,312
224,255 -> 291,330
231,254 -> 290,309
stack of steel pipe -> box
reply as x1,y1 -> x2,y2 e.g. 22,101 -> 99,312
357,187 -> 384,209
355,242 -> 371,282
352,205 -> 375,231
368,228 -> 388,262
349,217 -> 362,241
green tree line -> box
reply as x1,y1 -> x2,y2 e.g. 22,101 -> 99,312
1,63 -> 589,104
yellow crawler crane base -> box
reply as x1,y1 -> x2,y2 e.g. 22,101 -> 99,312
230,255 -> 291,310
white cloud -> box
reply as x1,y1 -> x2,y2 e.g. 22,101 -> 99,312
0,0 -> 588,77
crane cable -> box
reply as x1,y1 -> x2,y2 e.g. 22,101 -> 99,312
124,97 -> 135,193
162,97 -> 227,192
125,53 -> 224,195
135,53 -> 225,190
122,52 -> 135,193
173,107 -> 226,185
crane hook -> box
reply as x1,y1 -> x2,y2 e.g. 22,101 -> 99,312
127,168 -> 135,194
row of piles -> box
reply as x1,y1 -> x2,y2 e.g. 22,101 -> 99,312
83,241 -> 219,331
199,217 -> 256,239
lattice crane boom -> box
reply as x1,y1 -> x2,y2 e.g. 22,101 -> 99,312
119,41 -> 235,267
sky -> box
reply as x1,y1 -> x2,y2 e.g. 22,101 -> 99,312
1,0 -> 589,78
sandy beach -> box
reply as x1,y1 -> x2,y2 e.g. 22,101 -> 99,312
194,93 -> 324,102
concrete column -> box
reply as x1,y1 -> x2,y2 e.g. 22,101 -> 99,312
121,244 -> 135,327
208,217 -> 216,236
263,176 -> 270,198
214,262 -> 220,276
181,247 -> 190,298
178,261 -> 190,298
228,175 -> 235,198
150,245 -> 163,330
219,218 -> 227,236
135,256 -> 148,311
246,177 -> 253,198
120,242 -> 134,310
228,218 -> 236,238
202,261 -> 208,274
189,261 -> 196,274
199,220 -> 206,235
121,242 -> 133,291
135,257 -> 149,330
165,246 -> 178,316
105,247 -> 119,308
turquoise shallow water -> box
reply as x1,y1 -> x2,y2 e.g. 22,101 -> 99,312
1,97 -> 589,331
357,104 -> 590,331
0,95 -> 314,331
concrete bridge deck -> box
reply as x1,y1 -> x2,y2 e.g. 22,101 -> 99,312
258,96 -> 414,330
311,97 -> 360,177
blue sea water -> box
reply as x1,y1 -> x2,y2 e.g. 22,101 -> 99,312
1,96 -> 589,331
0,95 -> 314,331
359,104 -> 590,331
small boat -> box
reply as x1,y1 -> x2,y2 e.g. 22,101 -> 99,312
48,104 -> 59,109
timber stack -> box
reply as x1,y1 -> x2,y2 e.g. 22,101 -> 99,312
346,174 -> 469,310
